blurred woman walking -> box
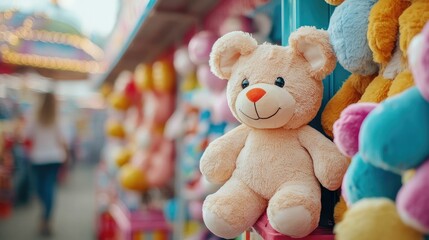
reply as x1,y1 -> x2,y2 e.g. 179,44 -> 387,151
23,91 -> 68,236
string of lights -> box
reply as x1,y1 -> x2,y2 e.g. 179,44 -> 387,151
0,9 -> 104,73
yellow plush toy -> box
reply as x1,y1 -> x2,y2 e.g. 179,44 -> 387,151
105,120 -> 126,139
335,199 -> 423,240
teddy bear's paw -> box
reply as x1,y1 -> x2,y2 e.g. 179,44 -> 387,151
202,208 -> 242,239
269,206 -> 316,238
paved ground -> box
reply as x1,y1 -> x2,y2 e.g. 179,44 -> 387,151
0,163 -> 96,240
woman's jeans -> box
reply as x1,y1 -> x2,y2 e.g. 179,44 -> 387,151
32,163 -> 61,221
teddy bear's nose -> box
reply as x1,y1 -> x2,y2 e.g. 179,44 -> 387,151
246,88 -> 266,103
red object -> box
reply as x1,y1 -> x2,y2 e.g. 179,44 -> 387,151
97,211 -> 117,240
124,80 -> 141,104
23,138 -> 33,154
0,201 -> 12,218
253,213 -> 334,240
0,62 -> 15,74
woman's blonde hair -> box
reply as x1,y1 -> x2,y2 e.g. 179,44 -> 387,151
36,91 -> 57,126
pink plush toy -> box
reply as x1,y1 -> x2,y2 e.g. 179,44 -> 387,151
188,30 -> 236,125
197,64 -> 227,93
219,15 -> 253,37
408,24 -> 429,102
174,45 -> 196,77
188,31 -> 218,65
200,27 -> 349,238
333,103 -> 377,157
397,161 -> 429,234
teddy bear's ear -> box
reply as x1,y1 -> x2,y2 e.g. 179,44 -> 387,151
289,26 -> 337,80
209,31 -> 258,80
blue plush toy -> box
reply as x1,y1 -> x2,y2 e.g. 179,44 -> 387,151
334,31 -> 429,205
339,85 -> 429,204
321,0 -> 379,137
328,0 -> 378,75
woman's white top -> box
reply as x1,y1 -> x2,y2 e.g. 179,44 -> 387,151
24,116 -> 65,164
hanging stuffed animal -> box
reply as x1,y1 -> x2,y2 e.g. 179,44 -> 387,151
119,60 -> 176,191
103,71 -> 136,173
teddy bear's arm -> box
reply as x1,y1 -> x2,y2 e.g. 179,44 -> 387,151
298,126 -> 349,191
199,124 -> 250,184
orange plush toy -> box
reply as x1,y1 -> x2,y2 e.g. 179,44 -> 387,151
348,0 -> 429,103
359,0 -> 413,102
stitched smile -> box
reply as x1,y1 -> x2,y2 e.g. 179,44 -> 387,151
239,105 -> 281,120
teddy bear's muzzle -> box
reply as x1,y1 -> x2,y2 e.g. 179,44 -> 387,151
235,83 -> 296,129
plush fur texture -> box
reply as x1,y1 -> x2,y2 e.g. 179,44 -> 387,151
358,75 -> 392,102
333,103 -> 377,157
335,22 -> 429,237
321,75 -> 374,138
368,0 -> 411,64
397,161 -> 429,234
360,87 -> 429,173
342,153 -> 402,205
200,27 -> 348,239
335,199 -> 423,240
337,88 -> 428,205
321,0 -> 378,138
410,23 -> 429,101
328,0 -> 378,75
399,0 -> 429,59
388,71 -> 414,97
395,24 -> 429,235
334,196 -> 348,223
323,0 -> 429,143
360,0 -> 429,104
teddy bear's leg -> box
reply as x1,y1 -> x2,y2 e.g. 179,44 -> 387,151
267,181 -> 321,238
202,177 -> 267,239
359,75 -> 392,103
321,74 -> 374,138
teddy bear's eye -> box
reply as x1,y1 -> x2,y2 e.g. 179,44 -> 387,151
275,77 -> 285,88
241,79 -> 249,89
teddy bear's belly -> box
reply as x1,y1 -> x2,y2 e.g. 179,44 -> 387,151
233,142 -> 317,199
